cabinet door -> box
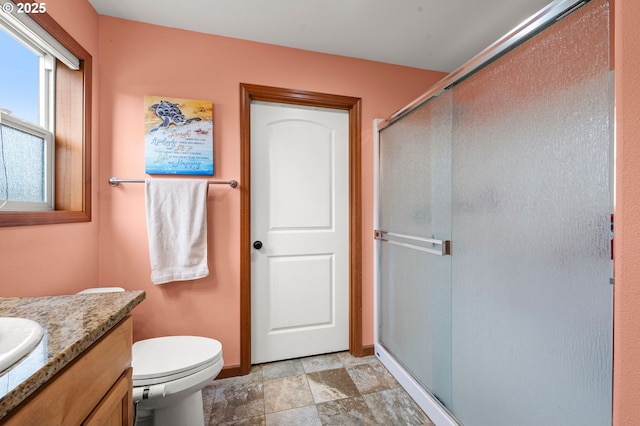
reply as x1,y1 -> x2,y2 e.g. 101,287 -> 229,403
83,368 -> 133,426
3,317 -> 133,426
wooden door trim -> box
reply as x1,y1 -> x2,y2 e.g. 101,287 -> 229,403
240,83 -> 363,374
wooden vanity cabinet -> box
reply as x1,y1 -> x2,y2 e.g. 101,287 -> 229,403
83,368 -> 133,426
3,316 -> 134,426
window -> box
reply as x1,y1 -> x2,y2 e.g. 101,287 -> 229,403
0,117 -> 53,210
0,27 -> 54,211
0,0 -> 91,226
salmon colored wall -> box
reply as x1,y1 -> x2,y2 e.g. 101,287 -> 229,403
96,16 -> 445,367
613,0 -> 640,423
3,1 -> 636,421
0,0 -> 100,297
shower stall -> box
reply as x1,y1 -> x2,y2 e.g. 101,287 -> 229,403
374,0 -> 613,425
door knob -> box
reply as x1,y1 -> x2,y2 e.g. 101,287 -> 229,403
253,241 -> 263,249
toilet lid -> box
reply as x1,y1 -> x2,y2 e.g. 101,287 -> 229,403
132,336 -> 222,383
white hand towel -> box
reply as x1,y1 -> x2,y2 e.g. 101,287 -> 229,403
145,179 -> 209,285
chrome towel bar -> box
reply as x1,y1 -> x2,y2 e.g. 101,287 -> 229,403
109,177 -> 238,188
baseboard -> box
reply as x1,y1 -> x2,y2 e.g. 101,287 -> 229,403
215,364 -> 242,380
362,344 -> 374,356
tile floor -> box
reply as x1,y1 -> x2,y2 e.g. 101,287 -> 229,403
202,351 -> 434,425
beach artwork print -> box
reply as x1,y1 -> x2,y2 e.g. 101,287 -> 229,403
144,96 -> 214,175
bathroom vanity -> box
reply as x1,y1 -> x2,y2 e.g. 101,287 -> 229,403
0,290 -> 145,425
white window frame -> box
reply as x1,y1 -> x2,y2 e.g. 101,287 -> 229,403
0,111 -> 54,210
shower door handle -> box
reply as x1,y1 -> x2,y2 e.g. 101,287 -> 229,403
374,230 -> 451,256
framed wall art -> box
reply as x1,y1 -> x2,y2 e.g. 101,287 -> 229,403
144,96 -> 214,175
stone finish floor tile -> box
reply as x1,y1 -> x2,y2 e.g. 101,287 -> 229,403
208,381 -> 265,424
316,396 -> 379,425
215,415 -> 266,426
347,361 -> 399,394
265,405 -> 322,426
202,383 -> 217,423
263,373 -> 315,414
337,351 -> 377,367
363,387 -> 435,426
306,368 -> 360,404
204,351 -> 434,425
301,353 -> 343,373
262,358 -> 305,380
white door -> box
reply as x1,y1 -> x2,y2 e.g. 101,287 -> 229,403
251,101 -> 350,364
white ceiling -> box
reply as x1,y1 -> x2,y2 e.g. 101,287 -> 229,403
87,0 -> 553,72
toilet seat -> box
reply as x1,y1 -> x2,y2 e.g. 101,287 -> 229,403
132,336 -> 222,387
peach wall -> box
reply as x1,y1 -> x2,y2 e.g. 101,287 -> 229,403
613,0 -> 640,423
96,16 -> 445,366
0,0 -> 100,298
4,1 -> 635,420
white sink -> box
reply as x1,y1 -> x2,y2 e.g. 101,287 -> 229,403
0,317 -> 44,372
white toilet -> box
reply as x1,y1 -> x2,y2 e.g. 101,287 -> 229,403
78,288 -> 223,426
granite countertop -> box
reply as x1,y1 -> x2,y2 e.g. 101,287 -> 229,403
0,290 -> 145,419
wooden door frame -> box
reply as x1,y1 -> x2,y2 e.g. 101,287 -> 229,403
239,83 -> 363,375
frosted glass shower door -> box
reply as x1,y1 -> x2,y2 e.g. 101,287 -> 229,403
377,1 -> 612,424
377,89 -> 453,408
450,1 -> 612,425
